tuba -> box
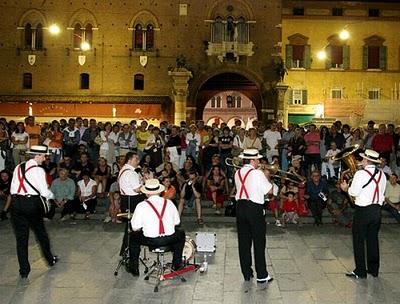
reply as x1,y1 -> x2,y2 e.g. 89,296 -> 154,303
331,144 -> 362,182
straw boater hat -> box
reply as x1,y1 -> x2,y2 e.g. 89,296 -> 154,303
140,179 -> 165,195
239,148 -> 263,159
359,149 -> 381,163
27,145 -> 50,155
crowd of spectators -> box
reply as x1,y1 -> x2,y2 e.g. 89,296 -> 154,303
0,115 -> 400,226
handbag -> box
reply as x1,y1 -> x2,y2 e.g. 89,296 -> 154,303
20,163 -> 55,219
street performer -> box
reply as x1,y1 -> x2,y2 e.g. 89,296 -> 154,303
10,145 -> 58,279
118,151 -> 145,275
340,149 -> 386,279
234,148 -> 273,289
130,179 -> 185,273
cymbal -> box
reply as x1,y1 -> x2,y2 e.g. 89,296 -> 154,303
116,213 -> 132,219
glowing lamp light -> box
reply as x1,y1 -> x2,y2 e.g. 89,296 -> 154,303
317,50 -> 327,60
339,29 -> 350,40
48,24 -> 60,35
315,104 -> 324,118
80,41 -> 91,51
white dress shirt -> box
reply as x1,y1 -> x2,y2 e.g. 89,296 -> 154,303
118,164 -> 141,196
348,165 -> 387,206
131,195 -> 180,238
234,164 -> 273,204
263,130 -> 281,150
77,178 -> 97,197
10,159 -> 54,199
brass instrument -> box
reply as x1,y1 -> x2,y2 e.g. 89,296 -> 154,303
225,157 -> 303,184
331,144 -> 362,182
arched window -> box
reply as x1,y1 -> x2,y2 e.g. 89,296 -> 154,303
73,23 -> 82,49
236,96 -> 242,108
23,73 -> 32,89
146,24 -> 154,50
80,73 -> 90,89
216,96 -> 221,108
326,35 -> 349,69
211,97 -> 216,108
226,16 -> 235,42
134,24 -> 143,50
24,23 -> 32,49
237,17 -> 247,43
213,17 -> 224,43
227,95 -> 234,108
85,24 -> 93,46
35,23 -> 43,50
134,74 -> 144,90
363,36 -> 386,70
285,34 -> 311,69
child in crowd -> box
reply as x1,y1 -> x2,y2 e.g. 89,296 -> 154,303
161,176 -> 177,205
109,191 -> 122,224
281,191 -> 300,226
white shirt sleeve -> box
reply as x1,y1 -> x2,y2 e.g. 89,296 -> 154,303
131,203 -> 144,231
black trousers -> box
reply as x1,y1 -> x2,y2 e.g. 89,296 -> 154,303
119,194 -> 146,267
308,198 -> 326,225
352,204 -> 381,277
10,195 -> 54,276
131,229 -> 185,268
236,199 -> 269,281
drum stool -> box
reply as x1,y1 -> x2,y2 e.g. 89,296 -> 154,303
144,245 -> 186,292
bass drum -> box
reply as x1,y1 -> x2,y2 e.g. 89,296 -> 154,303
182,237 -> 196,262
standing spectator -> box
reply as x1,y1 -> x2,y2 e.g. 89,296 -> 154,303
371,124 -> 394,163
25,116 -> 40,147
118,124 -> 137,156
62,118 -> 80,160
342,124 -> 353,148
99,122 -> 114,166
50,168 -> 76,221
243,128 -> 262,151
0,122 -> 9,170
280,123 -> 295,171
203,127 -> 220,171
305,170 -> 329,226
288,127 -> 306,161
263,122 -> 281,163
319,126 -> 329,164
186,124 -> 201,162
47,120 -> 63,163
327,125 -> 345,150
82,119 -> 100,164
232,128 -> 245,157
219,127 -> 233,173
304,124 -> 321,176
351,128 -> 364,148
363,120 -> 376,149
109,124 -> 121,159
144,127 -> 165,168
136,121 -> 151,160
165,126 -> 181,169
76,117 -> 87,146
11,122 -> 29,166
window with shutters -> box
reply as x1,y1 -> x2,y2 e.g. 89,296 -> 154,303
23,73 -> 32,89
326,35 -> 349,70
368,89 -> 380,100
290,89 -> 308,105
363,35 -> 386,70
134,74 -> 144,90
331,89 -> 342,99
286,33 -> 311,69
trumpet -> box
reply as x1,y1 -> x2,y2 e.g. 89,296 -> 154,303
225,157 -> 303,184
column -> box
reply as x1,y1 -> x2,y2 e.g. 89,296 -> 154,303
275,82 -> 289,127
168,68 -> 193,125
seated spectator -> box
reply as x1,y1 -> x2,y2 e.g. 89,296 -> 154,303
206,165 -> 226,215
305,170 -> 329,226
112,155 -> 126,178
50,168 -> 76,221
140,153 -> 156,172
379,157 -> 392,178
0,170 -> 12,220
178,169 -> 203,225
176,160 -> 196,189
281,191 -> 300,226
321,142 -> 341,181
264,167 -> 281,227
93,157 -> 111,197
161,177 -> 177,204
382,173 -> 400,223
71,152 -> 94,180
58,155 -> 74,177
47,120 -> 63,164
41,155 -> 57,185
76,170 -> 97,219
327,181 -> 353,227
141,164 -> 155,181
63,118 -> 80,161
108,191 -> 121,224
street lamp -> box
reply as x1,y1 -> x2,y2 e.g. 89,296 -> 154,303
80,41 -> 90,51
48,24 -> 61,35
317,50 -> 327,60
339,29 -> 350,40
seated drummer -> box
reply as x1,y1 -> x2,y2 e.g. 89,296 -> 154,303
130,179 -> 185,275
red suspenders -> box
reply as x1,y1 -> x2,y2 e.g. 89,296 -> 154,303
363,169 -> 383,204
17,165 -> 37,194
238,168 -> 254,200
146,199 -> 168,235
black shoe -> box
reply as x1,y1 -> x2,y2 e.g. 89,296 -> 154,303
345,271 -> 366,279
244,273 -> 254,281
367,270 -> 378,277
49,256 -> 59,267
20,274 -> 28,279
129,268 -> 139,276
172,263 -> 185,271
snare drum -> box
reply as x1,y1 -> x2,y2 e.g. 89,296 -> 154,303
182,237 -> 196,261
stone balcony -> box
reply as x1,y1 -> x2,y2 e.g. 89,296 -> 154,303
206,41 -> 254,62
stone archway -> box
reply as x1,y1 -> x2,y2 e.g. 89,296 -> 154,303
190,72 -> 263,122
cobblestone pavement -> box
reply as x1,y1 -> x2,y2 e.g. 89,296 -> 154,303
0,219 -> 399,304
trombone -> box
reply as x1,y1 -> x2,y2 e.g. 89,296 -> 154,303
225,157 -> 304,184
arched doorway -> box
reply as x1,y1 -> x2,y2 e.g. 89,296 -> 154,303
192,72 -> 263,122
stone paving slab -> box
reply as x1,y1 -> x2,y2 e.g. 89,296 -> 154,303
0,220 -> 399,304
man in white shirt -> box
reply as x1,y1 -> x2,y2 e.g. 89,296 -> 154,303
321,142 -> 341,180
341,149 -> 387,279
235,149 -> 274,289
382,173 -> 400,223
263,122 -> 281,163
10,145 -> 58,279
130,179 -> 185,275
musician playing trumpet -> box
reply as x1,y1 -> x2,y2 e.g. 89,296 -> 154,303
340,149 -> 386,279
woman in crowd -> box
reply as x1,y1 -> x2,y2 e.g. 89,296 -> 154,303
288,127 -> 306,162
93,157 -> 111,197
202,127 -> 219,172
11,122 -> 29,166
144,127 -> 164,168
319,126 -> 329,162
46,120 -> 64,163
206,165 -> 226,215
351,128 -> 364,148
76,170 -> 97,219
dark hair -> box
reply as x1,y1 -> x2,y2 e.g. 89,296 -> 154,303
15,122 -> 25,133
125,151 -> 138,163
